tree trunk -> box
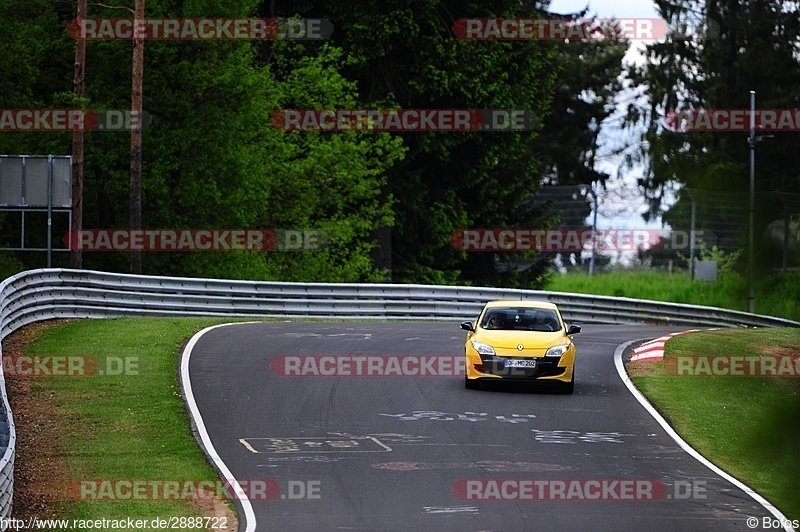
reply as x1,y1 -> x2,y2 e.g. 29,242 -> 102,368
130,0 -> 145,274
70,0 -> 86,269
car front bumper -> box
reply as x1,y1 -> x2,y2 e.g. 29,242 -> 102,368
465,350 -> 574,383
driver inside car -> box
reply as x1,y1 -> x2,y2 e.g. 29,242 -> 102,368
486,314 -> 504,330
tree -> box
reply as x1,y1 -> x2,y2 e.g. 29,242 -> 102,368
262,0 -> 563,286
0,0 -> 628,285
71,0 -> 86,269
535,9 -> 628,188
1,0 -> 404,281
625,0 -> 800,220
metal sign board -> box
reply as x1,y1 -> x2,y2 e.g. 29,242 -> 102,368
0,155 -> 72,208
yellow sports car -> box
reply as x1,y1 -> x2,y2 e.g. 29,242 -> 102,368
461,300 -> 580,393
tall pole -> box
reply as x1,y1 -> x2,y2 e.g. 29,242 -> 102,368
47,156 -> 53,267
748,90 -> 755,313
130,0 -> 145,274
70,0 -> 86,269
589,186 -> 597,277
690,199 -> 696,279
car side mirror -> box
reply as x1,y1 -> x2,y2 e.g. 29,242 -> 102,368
460,320 -> 475,332
567,324 -> 581,335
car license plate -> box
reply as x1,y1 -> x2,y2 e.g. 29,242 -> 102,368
504,359 -> 536,368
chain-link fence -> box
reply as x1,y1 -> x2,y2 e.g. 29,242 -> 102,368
527,185 -> 800,276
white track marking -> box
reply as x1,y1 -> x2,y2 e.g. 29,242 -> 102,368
181,322 -> 259,532
615,338 -> 794,532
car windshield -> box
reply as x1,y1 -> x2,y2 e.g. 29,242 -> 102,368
480,307 -> 561,332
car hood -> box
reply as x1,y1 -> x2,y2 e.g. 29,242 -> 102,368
472,329 -> 565,350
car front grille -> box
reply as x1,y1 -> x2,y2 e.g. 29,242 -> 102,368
479,355 -> 566,379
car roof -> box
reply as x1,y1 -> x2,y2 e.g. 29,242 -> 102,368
483,300 -> 558,310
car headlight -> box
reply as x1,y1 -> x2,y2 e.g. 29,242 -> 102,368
545,344 -> 569,358
471,341 -> 496,356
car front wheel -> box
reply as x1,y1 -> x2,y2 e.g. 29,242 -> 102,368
559,370 -> 574,394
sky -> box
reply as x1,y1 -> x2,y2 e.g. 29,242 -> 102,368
548,0 -> 662,64
548,0 -> 660,19
546,0 -> 671,266
547,0 -> 668,238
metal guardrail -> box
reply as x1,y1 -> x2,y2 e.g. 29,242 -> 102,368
0,268 -> 797,525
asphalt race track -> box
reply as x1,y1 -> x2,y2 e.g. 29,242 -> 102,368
183,322 -> 778,532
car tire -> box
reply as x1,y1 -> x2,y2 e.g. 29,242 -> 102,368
559,370 -> 575,394
465,377 -> 479,390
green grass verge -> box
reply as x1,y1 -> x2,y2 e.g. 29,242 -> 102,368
21,317 -> 259,528
17,317 -> 800,527
629,328 -> 800,521
545,270 -> 800,321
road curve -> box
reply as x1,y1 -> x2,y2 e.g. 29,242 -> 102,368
182,322 -> 779,532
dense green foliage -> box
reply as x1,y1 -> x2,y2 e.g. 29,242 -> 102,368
624,0 -> 800,222
0,0 -> 625,284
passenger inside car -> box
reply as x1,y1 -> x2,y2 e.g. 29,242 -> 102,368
531,310 -> 559,331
